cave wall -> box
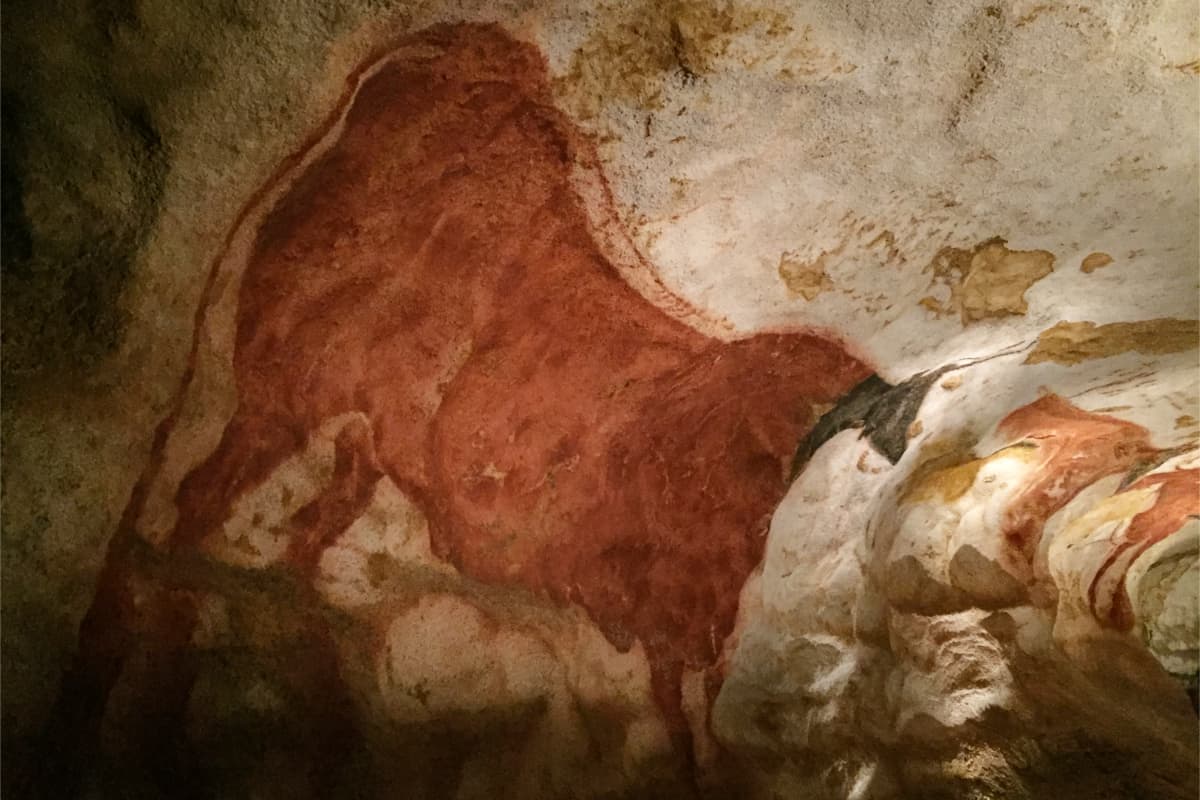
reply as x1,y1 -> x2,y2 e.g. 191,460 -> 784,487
2,1 -> 1197,798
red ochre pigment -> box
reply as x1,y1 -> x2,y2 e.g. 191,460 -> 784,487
997,394 -> 1198,628
998,394 -> 1162,557
1092,468 -> 1199,630
46,22 -> 868,781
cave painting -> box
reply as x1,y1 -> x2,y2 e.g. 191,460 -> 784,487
50,22 -> 870,781
995,394 -> 1198,628
996,393 -> 1164,559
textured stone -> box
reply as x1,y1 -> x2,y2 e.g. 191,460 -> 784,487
1025,319 -> 1200,365
2,2 -> 1197,798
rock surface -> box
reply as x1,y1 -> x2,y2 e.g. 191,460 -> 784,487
2,2 -> 1197,798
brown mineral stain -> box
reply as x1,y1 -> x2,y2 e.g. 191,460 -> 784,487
901,441 -> 1038,505
922,237 -> 1055,324
905,457 -> 986,504
1176,415 -> 1198,429
1015,4 -> 1052,26
779,248 -> 837,300
997,394 -> 1160,558
1080,251 -> 1114,273
57,21 -> 870,762
1025,319 -> 1200,365
919,295 -> 945,314
899,434 -> 981,504
556,0 -> 794,119
867,229 -> 901,262
1090,468 -> 1200,630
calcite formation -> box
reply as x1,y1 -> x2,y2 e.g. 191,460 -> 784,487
2,2 -> 1197,799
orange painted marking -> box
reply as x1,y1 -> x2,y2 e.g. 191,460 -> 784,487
998,394 -> 1160,558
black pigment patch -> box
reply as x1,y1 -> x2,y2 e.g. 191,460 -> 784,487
792,365 -> 960,475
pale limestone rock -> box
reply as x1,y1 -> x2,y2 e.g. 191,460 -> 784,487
719,347 -> 1198,798
2,1 -> 1197,798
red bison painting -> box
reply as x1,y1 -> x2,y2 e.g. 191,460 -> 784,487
43,22 -> 870,796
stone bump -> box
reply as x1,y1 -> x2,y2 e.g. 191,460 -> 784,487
3,2 -> 1197,799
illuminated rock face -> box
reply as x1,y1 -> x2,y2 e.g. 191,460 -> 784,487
36,25 -> 869,798
2,4 -> 1197,800
721,383 -> 1198,798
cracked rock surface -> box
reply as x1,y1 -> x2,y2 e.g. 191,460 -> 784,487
2,2 -> 1197,798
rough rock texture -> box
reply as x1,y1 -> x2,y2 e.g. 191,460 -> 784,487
2,2 -> 1197,799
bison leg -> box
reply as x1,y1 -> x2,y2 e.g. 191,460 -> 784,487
171,411 -> 308,551
285,415 -> 383,577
